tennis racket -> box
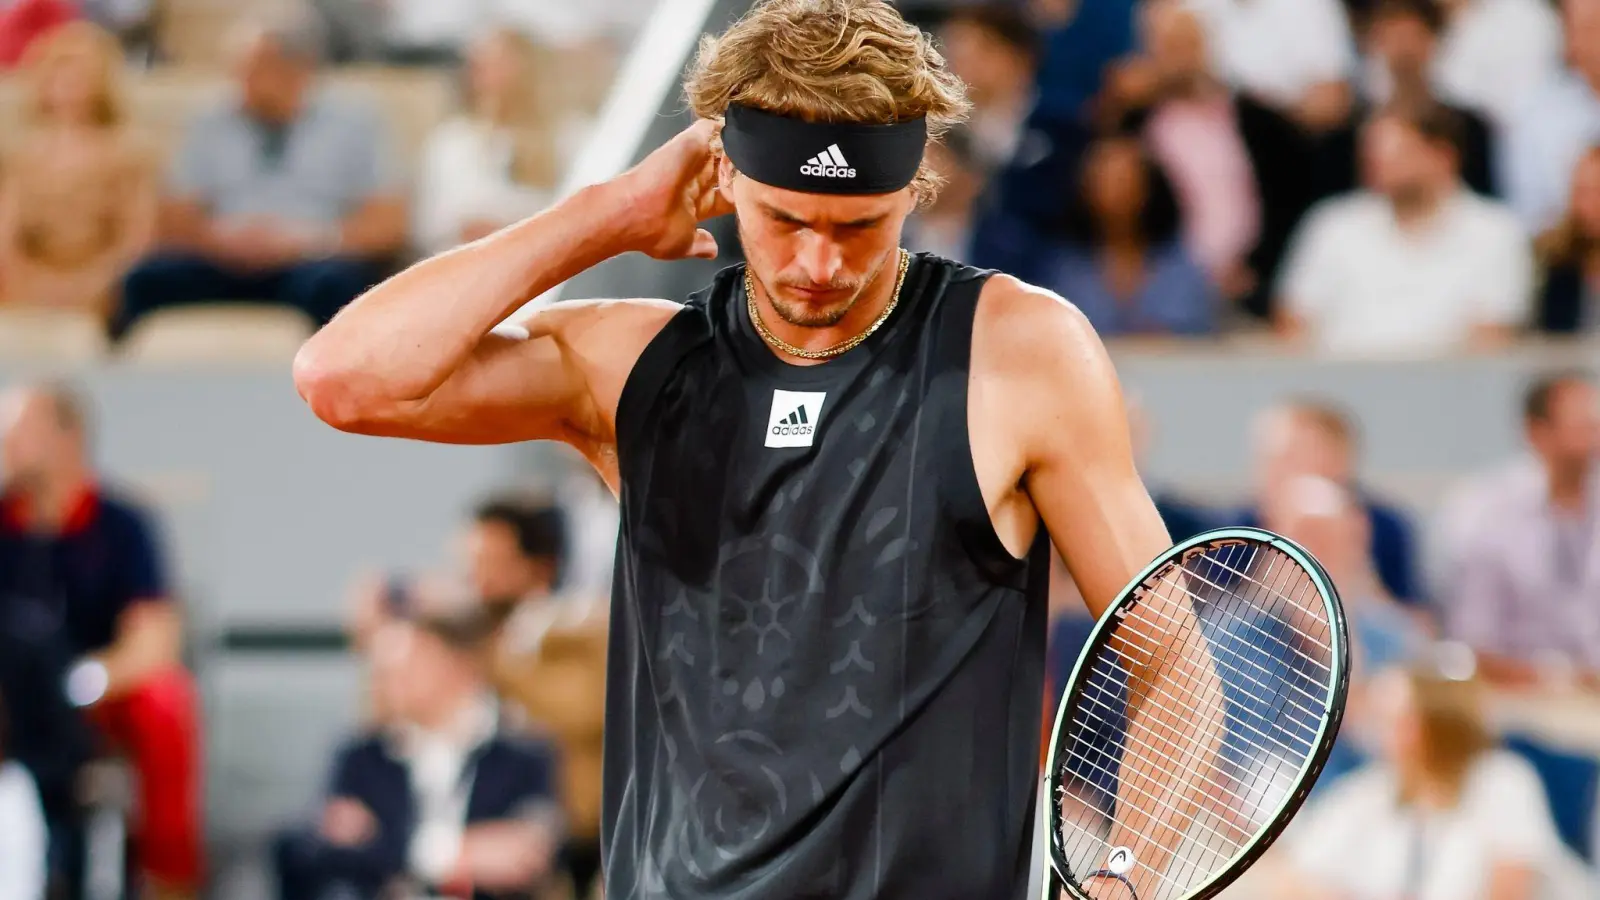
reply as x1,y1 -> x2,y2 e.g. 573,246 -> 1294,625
1041,526 -> 1350,900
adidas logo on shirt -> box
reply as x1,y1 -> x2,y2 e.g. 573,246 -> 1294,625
766,390 -> 828,448
800,144 -> 856,179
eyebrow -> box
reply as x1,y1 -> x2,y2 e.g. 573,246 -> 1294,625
758,202 -> 887,229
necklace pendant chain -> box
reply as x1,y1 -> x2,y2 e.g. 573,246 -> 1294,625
746,249 -> 911,361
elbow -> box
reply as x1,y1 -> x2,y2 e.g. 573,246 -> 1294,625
294,339 -> 386,433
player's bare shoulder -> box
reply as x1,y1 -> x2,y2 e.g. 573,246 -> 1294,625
510,296 -> 685,451
971,273 -> 1107,392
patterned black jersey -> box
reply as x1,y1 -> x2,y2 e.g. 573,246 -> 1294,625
604,252 -> 1051,899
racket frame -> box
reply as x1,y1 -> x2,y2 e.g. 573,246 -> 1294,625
1039,526 -> 1351,900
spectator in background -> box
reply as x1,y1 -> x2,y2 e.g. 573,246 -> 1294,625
1184,0 -> 1359,138
1337,0 -> 1496,198
1240,399 -> 1421,605
116,17 -> 406,339
0,624 -> 93,897
903,126 -> 981,261
0,694 -> 48,900
1273,666 -> 1589,900
469,497 -> 608,900
1026,134 -> 1218,337
1502,0 -> 1600,236
0,383 -> 202,899
0,0 -> 76,68
1267,475 -> 1426,789
1440,371 -> 1600,686
1275,101 -> 1532,355
275,609 -> 561,900
1104,0 -> 1318,317
936,6 -> 1038,172
0,22 -> 155,319
1537,145 -> 1600,332
1431,0 -> 1562,128
414,28 -> 559,258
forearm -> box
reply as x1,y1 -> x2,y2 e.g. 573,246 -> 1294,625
90,603 -> 182,698
1107,616 -> 1227,889
296,181 -> 637,404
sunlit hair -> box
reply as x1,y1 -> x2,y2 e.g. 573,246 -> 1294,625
21,21 -> 125,129
684,0 -> 971,207
1395,666 -> 1493,807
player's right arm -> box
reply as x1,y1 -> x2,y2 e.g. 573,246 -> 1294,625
293,120 -> 731,454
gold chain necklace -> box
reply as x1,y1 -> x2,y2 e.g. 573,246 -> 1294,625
745,248 -> 911,361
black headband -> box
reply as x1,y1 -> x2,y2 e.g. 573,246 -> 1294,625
720,103 -> 927,195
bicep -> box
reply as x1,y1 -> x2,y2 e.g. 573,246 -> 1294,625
1020,300 -> 1172,618
361,327 -> 595,447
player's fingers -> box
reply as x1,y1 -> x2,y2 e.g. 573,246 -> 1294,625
688,228 -> 719,259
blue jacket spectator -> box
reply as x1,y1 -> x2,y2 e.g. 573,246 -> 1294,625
275,609 -> 561,900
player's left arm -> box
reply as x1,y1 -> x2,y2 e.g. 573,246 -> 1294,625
976,276 -> 1169,614
981,277 -> 1223,892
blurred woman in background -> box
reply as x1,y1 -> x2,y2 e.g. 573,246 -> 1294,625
1275,664 -> 1591,900
1535,144 -> 1600,333
1030,134 -> 1218,337
412,27 -> 566,257
0,21 -> 155,318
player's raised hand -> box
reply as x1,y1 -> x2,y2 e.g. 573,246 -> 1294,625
614,119 -> 735,261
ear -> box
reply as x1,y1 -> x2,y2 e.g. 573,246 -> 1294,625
717,152 -> 738,200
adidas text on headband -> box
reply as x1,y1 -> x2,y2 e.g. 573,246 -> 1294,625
720,103 -> 928,196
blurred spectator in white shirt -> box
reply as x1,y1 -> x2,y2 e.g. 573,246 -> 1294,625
413,28 -> 562,257
1431,0 -> 1563,127
1274,666 -> 1592,900
0,694 -> 46,900
1185,0 -> 1359,135
1501,0 -> 1600,235
936,6 -> 1038,172
1276,101 -> 1531,355
1437,371 -> 1600,687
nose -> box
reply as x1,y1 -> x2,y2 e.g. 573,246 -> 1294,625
795,233 -> 843,287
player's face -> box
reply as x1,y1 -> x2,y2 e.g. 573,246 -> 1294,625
727,173 -> 915,329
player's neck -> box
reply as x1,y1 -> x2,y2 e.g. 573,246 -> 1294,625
753,251 -> 904,362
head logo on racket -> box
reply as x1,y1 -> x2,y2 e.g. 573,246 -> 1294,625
1105,846 -> 1134,876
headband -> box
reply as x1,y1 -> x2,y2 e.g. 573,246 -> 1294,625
720,103 -> 927,195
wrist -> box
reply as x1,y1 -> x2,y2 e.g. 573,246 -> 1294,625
582,176 -> 656,257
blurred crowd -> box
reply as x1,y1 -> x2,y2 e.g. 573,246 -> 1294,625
5,0 -> 1600,899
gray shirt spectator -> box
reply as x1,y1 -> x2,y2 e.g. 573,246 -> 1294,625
1500,0 -> 1600,235
168,88 -> 402,233
115,17 -> 408,340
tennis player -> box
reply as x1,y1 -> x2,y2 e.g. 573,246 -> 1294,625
294,0 -> 1173,896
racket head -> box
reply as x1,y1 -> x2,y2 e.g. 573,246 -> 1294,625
1043,526 -> 1351,900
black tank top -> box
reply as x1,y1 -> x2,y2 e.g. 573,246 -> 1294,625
605,252 -> 1051,899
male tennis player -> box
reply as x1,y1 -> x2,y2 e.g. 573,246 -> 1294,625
294,0 -> 1177,896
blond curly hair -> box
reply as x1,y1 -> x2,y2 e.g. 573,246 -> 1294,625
684,0 -> 971,206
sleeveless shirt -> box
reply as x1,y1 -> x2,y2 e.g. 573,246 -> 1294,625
606,252 -> 1052,899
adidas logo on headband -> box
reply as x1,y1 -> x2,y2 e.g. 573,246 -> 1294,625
800,144 -> 856,179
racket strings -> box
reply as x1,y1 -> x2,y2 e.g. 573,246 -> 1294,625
1052,541 -> 1339,900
